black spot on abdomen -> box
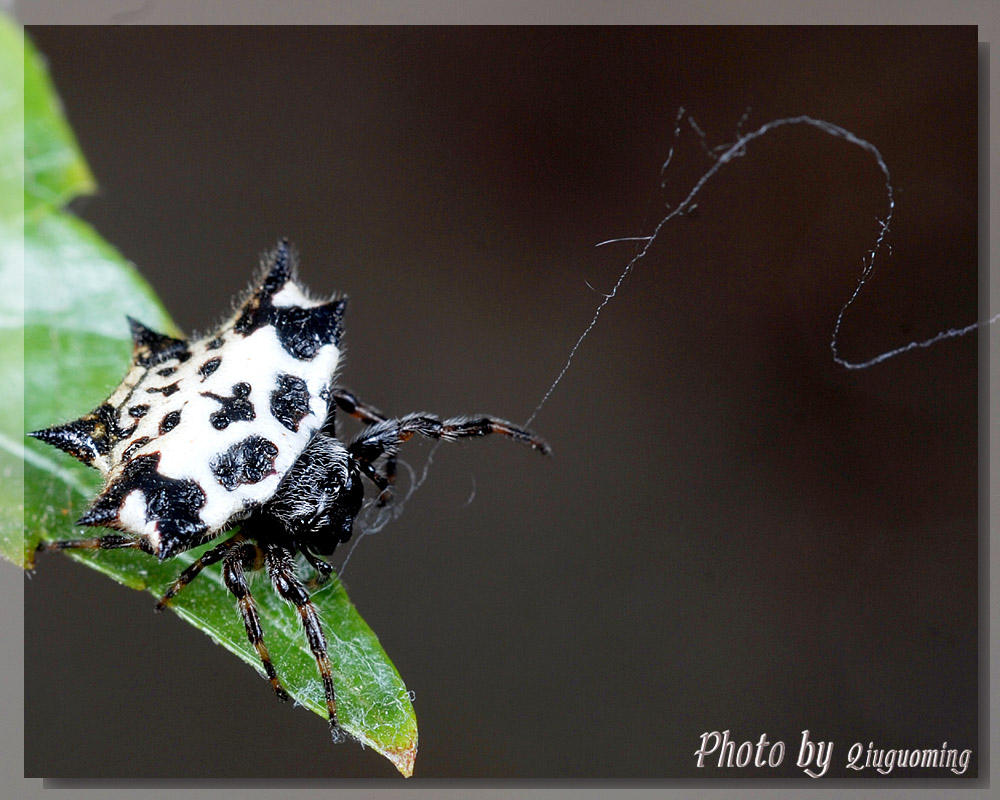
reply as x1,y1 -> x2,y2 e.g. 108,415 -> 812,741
199,357 -> 222,380
202,382 -> 255,430
159,410 -> 182,434
270,374 -> 311,431
211,435 -> 279,490
147,382 -> 181,397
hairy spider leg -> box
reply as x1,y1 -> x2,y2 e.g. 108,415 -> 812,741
156,532 -> 291,703
298,545 -> 335,581
332,388 -> 389,425
219,539 -> 290,702
155,532 -> 245,610
331,388 -> 397,504
293,544 -> 339,593
36,529 -> 289,703
36,532 -> 155,556
347,411 -> 552,499
263,541 -> 347,744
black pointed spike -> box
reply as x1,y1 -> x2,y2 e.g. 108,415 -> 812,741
157,534 -> 187,561
28,421 -> 102,466
77,500 -> 120,528
127,316 -> 165,348
127,317 -> 190,367
319,297 -> 348,348
260,238 -> 293,297
235,240 -> 297,336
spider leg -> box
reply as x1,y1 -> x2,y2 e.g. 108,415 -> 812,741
332,388 -> 389,425
347,412 -> 551,499
298,545 -> 335,589
331,388 -> 397,504
353,413 -> 551,454
220,539 -> 290,702
352,457 -> 392,505
155,532 -> 245,610
36,533 -> 153,555
263,541 -> 346,744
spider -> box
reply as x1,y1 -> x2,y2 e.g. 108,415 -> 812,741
30,240 -> 550,743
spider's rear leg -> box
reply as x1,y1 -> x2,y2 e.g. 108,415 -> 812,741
263,542 -> 346,744
219,539 -> 290,702
36,533 -> 153,555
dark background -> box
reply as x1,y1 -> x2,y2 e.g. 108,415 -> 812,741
23,27 -> 979,778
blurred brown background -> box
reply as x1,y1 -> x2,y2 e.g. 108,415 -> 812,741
24,27 -> 979,778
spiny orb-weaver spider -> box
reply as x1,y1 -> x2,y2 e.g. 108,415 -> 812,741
30,240 -> 550,743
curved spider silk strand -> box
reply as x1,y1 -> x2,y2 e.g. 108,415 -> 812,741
525,114 -> 995,427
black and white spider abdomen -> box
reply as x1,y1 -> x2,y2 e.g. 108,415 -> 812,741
31,242 -> 346,560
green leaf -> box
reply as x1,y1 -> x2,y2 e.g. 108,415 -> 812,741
0,16 -> 30,565
3,21 -> 417,776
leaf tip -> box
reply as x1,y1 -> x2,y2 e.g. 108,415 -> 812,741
384,740 -> 418,778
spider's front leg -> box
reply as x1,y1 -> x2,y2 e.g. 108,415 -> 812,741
331,388 -> 389,426
330,388 -> 397,505
155,532 -> 244,610
218,537 -> 291,703
335,392 -> 556,506
262,541 -> 347,744
346,410 -> 551,500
